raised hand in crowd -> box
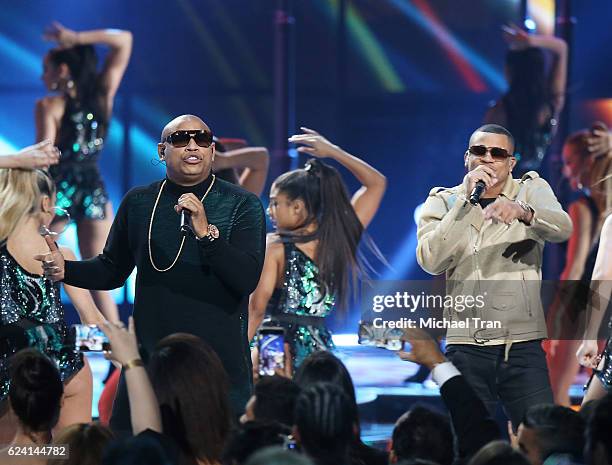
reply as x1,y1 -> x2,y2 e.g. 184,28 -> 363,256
100,317 -> 162,434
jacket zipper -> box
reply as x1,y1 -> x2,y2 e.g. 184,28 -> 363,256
521,272 -> 532,317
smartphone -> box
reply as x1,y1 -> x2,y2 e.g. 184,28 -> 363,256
258,326 -> 285,376
357,321 -> 405,351
71,324 -> 110,352
284,434 -> 298,450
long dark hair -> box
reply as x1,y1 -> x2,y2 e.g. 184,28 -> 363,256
273,158 -> 364,308
48,45 -> 108,137
148,333 -> 232,465
502,47 -> 551,161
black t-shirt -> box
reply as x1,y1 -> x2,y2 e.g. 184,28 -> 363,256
478,198 -> 496,209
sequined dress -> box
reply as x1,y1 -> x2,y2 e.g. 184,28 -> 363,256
0,245 -> 82,402
50,97 -> 108,221
266,241 -> 336,370
596,323 -> 612,391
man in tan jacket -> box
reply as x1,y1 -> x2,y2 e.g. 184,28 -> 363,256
416,124 -> 572,428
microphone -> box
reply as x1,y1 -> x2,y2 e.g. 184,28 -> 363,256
469,181 -> 486,205
180,210 -> 192,234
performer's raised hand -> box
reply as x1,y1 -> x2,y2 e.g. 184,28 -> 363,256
483,198 -> 533,225
43,21 -> 79,49
501,23 -> 531,50
34,234 -> 66,282
288,127 -> 339,158
586,121 -> 612,158
175,193 -> 209,238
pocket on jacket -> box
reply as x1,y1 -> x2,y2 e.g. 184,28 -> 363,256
490,293 -> 516,311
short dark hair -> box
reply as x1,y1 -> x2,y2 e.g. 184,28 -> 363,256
391,405 -> 453,465
223,421 -> 291,465
585,393 -> 612,465
470,124 -> 515,154
9,348 -> 63,433
254,376 -> 300,427
522,404 -> 585,462
468,440 -> 530,465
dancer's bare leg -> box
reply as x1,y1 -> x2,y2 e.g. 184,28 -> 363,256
77,203 -> 119,322
548,339 -> 581,406
582,374 -> 608,405
54,356 -> 93,433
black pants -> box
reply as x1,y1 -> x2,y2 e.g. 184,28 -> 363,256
446,340 -> 553,429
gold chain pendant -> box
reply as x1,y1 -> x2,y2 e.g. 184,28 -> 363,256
148,175 -> 216,272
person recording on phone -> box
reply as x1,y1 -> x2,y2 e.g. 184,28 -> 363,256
36,114 -> 266,430
416,124 -> 572,429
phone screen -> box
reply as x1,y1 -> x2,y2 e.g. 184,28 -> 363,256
71,324 -> 110,352
258,327 -> 285,376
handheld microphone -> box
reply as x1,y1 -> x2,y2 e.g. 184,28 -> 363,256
469,181 -> 486,205
180,210 -> 192,234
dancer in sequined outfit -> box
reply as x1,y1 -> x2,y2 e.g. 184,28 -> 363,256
0,168 -> 104,442
484,25 -> 567,175
577,213 -> 612,403
547,128 -> 610,406
577,165 -> 612,403
249,128 -> 386,373
36,22 -> 132,322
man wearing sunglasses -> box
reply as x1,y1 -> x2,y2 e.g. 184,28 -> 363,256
37,114 -> 266,431
416,124 -> 572,430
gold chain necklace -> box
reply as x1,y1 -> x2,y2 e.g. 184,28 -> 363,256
148,175 -> 216,272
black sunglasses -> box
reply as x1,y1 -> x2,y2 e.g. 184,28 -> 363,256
165,130 -> 213,148
468,145 -> 511,160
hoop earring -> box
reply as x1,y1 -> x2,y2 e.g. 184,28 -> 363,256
151,158 -> 165,166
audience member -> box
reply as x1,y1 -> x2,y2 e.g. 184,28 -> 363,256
517,404 -> 585,465
102,433 -> 174,465
390,405 -> 453,465
48,422 -> 114,465
223,421 -> 291,465
295,351 -> 388,465
584,393 -> 612,465
241,375 -> 300,427
0,349 -> 63,465
399,328 -> 500,464
294,383 -> 355,465
245,446 -> 313,465
148,333 -> 232,465
468,441 -> 530,465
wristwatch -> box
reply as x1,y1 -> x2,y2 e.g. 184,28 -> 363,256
515,200 -> 534,223
197,224 -> 220,242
